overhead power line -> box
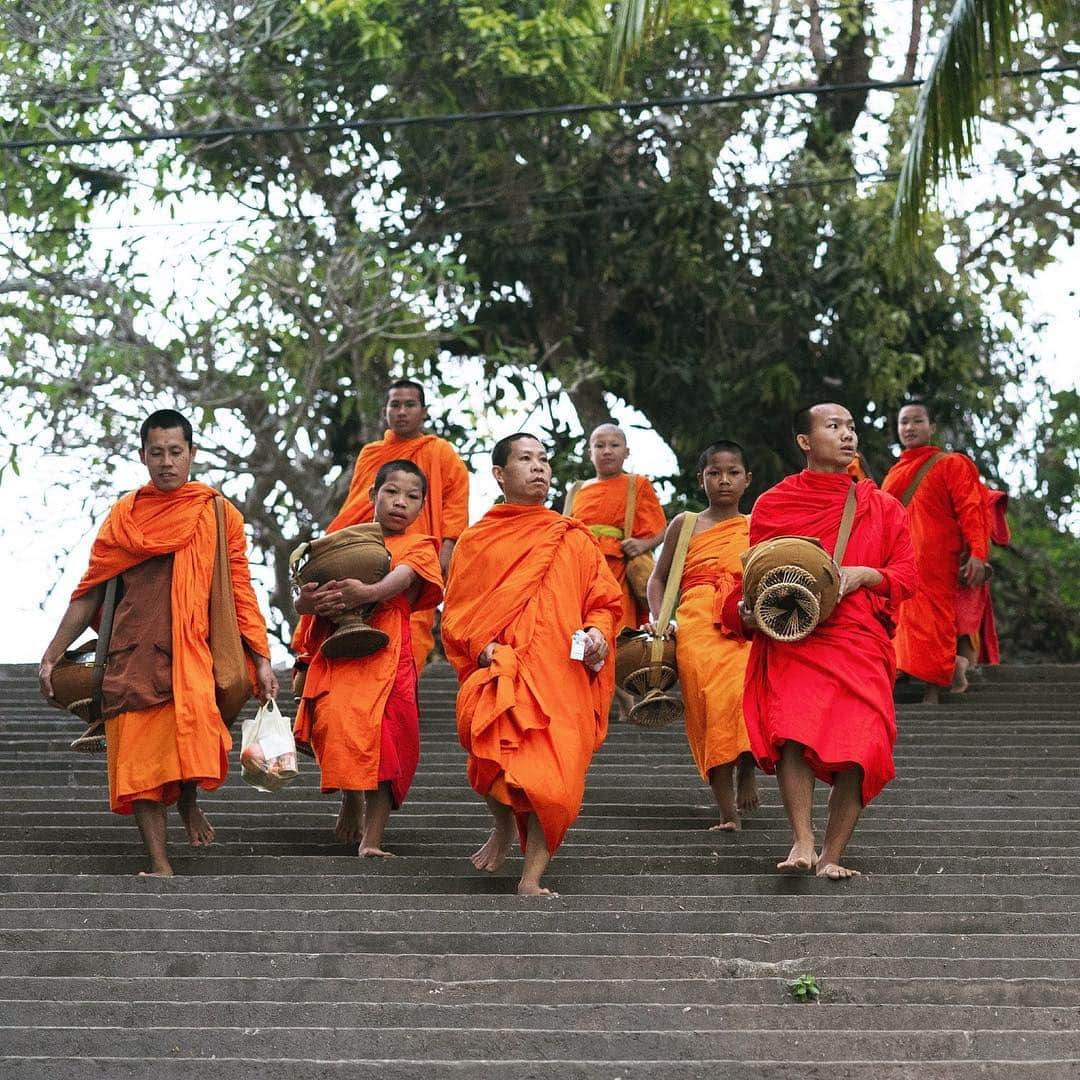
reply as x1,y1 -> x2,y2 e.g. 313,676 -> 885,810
0,63 -> 1075,153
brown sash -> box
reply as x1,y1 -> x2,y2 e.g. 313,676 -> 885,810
648,512 -> 697,681
833,483 -> 858,567
210,496 -> 249,723
89,577 -> 118,721
900,450 -> 945,507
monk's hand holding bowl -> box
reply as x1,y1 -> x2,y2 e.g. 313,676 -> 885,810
620,537 -> 649,559
294,582 -> 321,616
642,620 -> 676,639
737,600 -> 758,630
839,566 -> 882,599
37,658 -> 56,702
477,641 -> 498,669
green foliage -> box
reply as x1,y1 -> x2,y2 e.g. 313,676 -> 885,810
788,974 -> 821,1002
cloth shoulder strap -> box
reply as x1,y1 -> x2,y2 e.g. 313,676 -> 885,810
90,576 -> 119,720
648,512 -> 697,677
656,512 -> 697,631
623,473 -> 638,536
900,450 -> 945,507
832,483 -> 858,568
563,480 -> 584,516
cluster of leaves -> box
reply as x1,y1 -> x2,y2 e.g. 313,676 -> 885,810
788,974 -> 821,1002
0,1 -> 1074,651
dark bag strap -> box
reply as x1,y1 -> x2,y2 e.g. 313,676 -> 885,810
900,450 -> 945,507
832,484 -> 858,568
90,576 -> 119,720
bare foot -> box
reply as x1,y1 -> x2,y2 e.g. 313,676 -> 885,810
178,802 -> 215,848
777,840 -> 817,874
816,861 -> 861,881
736,757 -> 760,814
922,684 -> 941,704
359,845 -> 395,858
137,863 -> 174,879
709,819 -> 740,832
517,882 -> 559,898
471,828 -> 512,872
335,792 -> 364,845
950,655 -> 970,695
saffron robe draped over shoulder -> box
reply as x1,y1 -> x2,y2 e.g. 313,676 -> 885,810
881,447 -> 990,687
292,533 -> 442,805
724,471 -> 917,806
954,485 -> 1009,665
675,516 -> 752,780
568,473 -> 667,630
441,503 -> 623,854
324,430 -> 468,671
72,482 -> 271,814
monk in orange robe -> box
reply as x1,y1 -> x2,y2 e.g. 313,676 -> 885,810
39,410 -> 277,878
647,441 -> 756,830
327,379 -> 469,671
442,433 -> 623,897
881,402 -> 990,702
954,486 -> 1009,670
565,423 -> 667,632
724,404 -> 917,880
293,460 -> 442,856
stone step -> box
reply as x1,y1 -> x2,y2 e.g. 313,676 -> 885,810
0,1025 -> 1076,1062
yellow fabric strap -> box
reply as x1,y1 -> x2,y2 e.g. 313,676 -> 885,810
623,473 -> 638,536
562,480 -> 583,516
589,524 -> 624,540
649,512 -> 697,676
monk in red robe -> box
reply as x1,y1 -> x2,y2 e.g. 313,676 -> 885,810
293,460 -> 443,856
565,423 -> 667,632
442,434 -> 623,897
881,402 -> 990,702
648,441 -> 757,829
954,486 -> 1009,671
327,379 -> 469,670
39,410 -> 277,878
724,404 -> 917,880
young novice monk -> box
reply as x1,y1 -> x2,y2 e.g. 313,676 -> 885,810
566,423 -> 667,633
292,460 -> 443,857
647,441 -> 758,830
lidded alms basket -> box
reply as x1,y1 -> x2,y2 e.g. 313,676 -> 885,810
290,523 -> 392,659
740,536 -> 841,643
50,641 -> 98,721
614,628 -> 682,728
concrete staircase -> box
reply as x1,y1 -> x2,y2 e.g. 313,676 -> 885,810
0,660 -> 1078,1077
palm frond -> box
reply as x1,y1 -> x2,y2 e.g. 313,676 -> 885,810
892,0 -> 1024,246
605,0 -> 671,89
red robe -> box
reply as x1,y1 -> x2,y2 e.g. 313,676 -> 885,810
724,471 -> 917,805
292,533 -> 442,805
881,447 -> 990,687
954,486 -> 1009,665
73,482 -> 270,814
326,430 -> 469,670
441,503 -> 623,854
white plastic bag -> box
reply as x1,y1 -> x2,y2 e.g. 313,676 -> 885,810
240,699 -> 299,793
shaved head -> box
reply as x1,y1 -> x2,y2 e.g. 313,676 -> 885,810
589,422 -> 626,445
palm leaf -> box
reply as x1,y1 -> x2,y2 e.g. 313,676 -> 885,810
606,0 -> 671,88
892,0 -> 1028,245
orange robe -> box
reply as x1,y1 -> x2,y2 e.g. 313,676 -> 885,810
72,482 -> 270,814
882,447 -> 990,687
442,504 -> 623,854
292,534 -> 442,804
326,431 -> 468,671
675,517 -> 752,780
954,486 -> 1008,664
567,473 -> 667,631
